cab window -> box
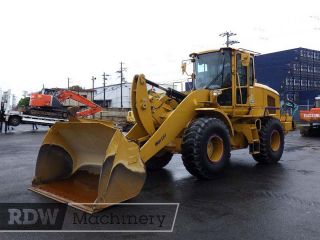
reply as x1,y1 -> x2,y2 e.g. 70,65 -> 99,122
249,58 -> 254,86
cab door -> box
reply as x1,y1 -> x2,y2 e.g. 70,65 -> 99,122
236,53 -> 248,105
248,57 -> 255,106
233,52 -> 254,115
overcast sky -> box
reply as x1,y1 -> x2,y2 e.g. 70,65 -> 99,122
0,0 -> 320,98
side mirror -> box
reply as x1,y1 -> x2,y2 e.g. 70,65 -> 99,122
241,52 -> 250,67
181,62 -> 187,75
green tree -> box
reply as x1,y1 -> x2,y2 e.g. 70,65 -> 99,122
18,97 -> 30,107
69,85 -> 83,91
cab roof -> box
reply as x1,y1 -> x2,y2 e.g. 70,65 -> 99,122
192,47 -> 259,57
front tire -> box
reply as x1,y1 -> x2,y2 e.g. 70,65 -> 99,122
181,118 -> 231,179
253,118 -> 284,164
8,116 -> 21,126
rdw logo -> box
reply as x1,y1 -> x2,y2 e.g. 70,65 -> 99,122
8,208 -> 59,225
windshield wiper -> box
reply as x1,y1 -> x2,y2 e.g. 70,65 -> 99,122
204,54 -> 225,89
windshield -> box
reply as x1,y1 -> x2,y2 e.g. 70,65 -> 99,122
194,50 -> 231,89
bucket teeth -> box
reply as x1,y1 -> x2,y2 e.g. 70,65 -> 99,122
29,119 -> 146,213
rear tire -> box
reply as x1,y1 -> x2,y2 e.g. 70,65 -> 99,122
252,118 -> 284,164
181,118 -> 231,179
146,150 -> 173,171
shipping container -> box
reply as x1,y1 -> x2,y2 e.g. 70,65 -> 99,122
255,48 -> 320,105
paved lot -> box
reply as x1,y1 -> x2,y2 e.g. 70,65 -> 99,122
0,125 -> 320,240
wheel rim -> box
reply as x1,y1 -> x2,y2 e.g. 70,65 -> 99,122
270,130 -> 281,152
10,118 -> 19,126
207,135 -> 224,163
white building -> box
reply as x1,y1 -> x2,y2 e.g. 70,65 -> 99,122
1,89 -> 16,112
93,82 -> 180,108
94,83 -> 131,108
0,88 -> 2,106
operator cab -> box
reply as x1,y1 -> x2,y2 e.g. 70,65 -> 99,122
190,48 -> 255,107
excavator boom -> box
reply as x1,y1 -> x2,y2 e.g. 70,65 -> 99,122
56,90 -> 102,117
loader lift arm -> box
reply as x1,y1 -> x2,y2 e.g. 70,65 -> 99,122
145,79 -> 187,102
128,74 -> 210,162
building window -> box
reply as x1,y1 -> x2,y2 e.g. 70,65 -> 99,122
286,77 -> 294,86
285,77 -> 290,85
308,80 -> 314,87
300,50 -> 304,57
301,80 -> 308,86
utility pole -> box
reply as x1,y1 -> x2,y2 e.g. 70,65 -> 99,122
116,62 -> 126,108
67,77 -> 70,90
219,31 -> 239,47
120,62 -> 123,108
91,76 -> 96,119
102,72 -> 110,108
91,76 -> 96,102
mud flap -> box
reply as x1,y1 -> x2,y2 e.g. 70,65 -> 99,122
29,119 -> 146,213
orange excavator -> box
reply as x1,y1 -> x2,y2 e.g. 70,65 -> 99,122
28,88 -> 102,119
300,96 -> 320,136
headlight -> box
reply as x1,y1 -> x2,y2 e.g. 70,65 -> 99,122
212,89 -> 222,96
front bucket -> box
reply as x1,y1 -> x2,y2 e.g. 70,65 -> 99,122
29,119 -> 146,213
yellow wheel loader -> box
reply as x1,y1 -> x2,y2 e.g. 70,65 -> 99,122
29,48 -> 293,213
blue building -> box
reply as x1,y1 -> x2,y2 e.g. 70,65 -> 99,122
255,48 -> 320,105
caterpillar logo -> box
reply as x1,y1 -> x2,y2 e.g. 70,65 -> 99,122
155,133 -> 166,146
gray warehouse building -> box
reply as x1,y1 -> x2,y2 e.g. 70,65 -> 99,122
255,48 -> 320,105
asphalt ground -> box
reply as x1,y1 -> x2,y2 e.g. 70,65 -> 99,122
0,124 -> 320,240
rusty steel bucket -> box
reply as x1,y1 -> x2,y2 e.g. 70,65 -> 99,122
29,119 -> 146,213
